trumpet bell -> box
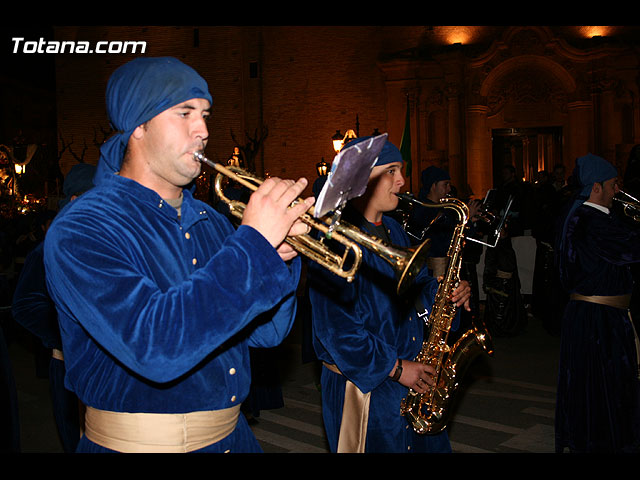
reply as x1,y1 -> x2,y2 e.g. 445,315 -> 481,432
396,239 -> 431,295
199,154 -> 431,293
613,189 -> 640,221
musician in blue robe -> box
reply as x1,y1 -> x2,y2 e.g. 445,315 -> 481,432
43,57 -> 314,453
14,241 -> 83,452
408,166 -> 455,276
308,139 -> 471,453
12,163 -> 95,453
555,153 -> 640,453
409,166 -> 481,337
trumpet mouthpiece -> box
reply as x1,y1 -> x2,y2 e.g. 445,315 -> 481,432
395,193 -> 413,201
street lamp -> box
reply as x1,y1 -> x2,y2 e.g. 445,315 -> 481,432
332,129 -> 358,153
332,130 -> 344,153
316,157 -> 328,176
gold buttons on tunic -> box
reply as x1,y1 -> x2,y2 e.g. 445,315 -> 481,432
192,258 -> 197,265
229,368 -> 236,375
185,232 -> 191,239
231,395 -> 237,402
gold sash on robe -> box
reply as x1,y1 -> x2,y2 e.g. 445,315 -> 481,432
427,257 -> 448,279
570,293 -> 631,309
570,293 -> 640,376
84,404 -> 240,453
323,362 -> 371,453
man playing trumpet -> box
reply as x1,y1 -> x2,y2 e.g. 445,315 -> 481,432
555,153 -> 640,453
44,57 -> 313,453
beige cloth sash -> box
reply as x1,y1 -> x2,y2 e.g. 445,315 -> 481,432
84,404 -> 240,453
570,293 -> 640,376
323,363 -> 371,453
495,269 -> 513,279
427,257 -> 448,279
569,293 -> 631,310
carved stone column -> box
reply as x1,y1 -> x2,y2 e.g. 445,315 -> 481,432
598,80 -> 617,161
446,84 -> 463,193
402,87 -> 421,193
567,100 -> 593,169
466,104 -> 492,198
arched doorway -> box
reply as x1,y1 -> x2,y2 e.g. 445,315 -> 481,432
491,127 -> 563,185
477,54 -> 575,194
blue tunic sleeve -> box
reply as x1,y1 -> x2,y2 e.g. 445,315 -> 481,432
12,242 -> 61,350
44,176 -> 299,391
309,215 -> 438,393
561,205 -> 640,294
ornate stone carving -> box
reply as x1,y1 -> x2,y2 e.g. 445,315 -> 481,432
486,67 -> 568,117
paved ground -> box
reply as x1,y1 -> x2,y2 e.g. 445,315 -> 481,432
5,306 -> 562,454
253,311 -> 561,454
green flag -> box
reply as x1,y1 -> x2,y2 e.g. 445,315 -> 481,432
400,97 -> 411,177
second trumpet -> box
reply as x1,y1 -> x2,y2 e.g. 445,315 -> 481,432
194,152 -> 430,294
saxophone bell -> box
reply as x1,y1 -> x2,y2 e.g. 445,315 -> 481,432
399,195 -> 494,434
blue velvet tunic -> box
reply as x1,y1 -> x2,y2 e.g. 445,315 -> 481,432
12,242 -> 61,350
309,208 -> 454,453
555,203 -> 640,453
408,198 -> 455,255
43,173 -> 300,452
13,241 -> 81,452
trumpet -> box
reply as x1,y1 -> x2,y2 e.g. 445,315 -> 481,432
194,152 -> 431,294
613,189 -> 640,222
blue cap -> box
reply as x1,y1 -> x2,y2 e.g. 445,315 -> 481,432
59,163 -> 97,209
420,166 -> 450,193
343,136 -> 403,166
575,153 -> 618,196
96,57 -> 213,185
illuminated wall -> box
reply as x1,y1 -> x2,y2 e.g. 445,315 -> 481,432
378,26 -> 640,198
53,26 -> 640,200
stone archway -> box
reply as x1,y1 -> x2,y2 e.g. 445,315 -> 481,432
468,54 -> 578,195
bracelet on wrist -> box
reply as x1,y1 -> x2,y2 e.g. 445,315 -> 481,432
392,358 -> 403,382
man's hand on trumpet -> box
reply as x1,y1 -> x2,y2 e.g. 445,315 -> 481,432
241,176 -> 315,262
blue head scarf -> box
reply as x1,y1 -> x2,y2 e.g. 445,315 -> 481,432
95,57 -> 213,185
556,153 -> 618,281
574,153 -> 618,197
562,153 -> 617,226
375,140 -> 403,166
342,136 -> 403,167
418,166 -> 450,200
59,162 -> 97,209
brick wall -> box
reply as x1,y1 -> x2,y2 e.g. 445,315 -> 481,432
54,26 -> 416,197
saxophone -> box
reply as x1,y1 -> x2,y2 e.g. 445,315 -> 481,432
400,196 -> 494,434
